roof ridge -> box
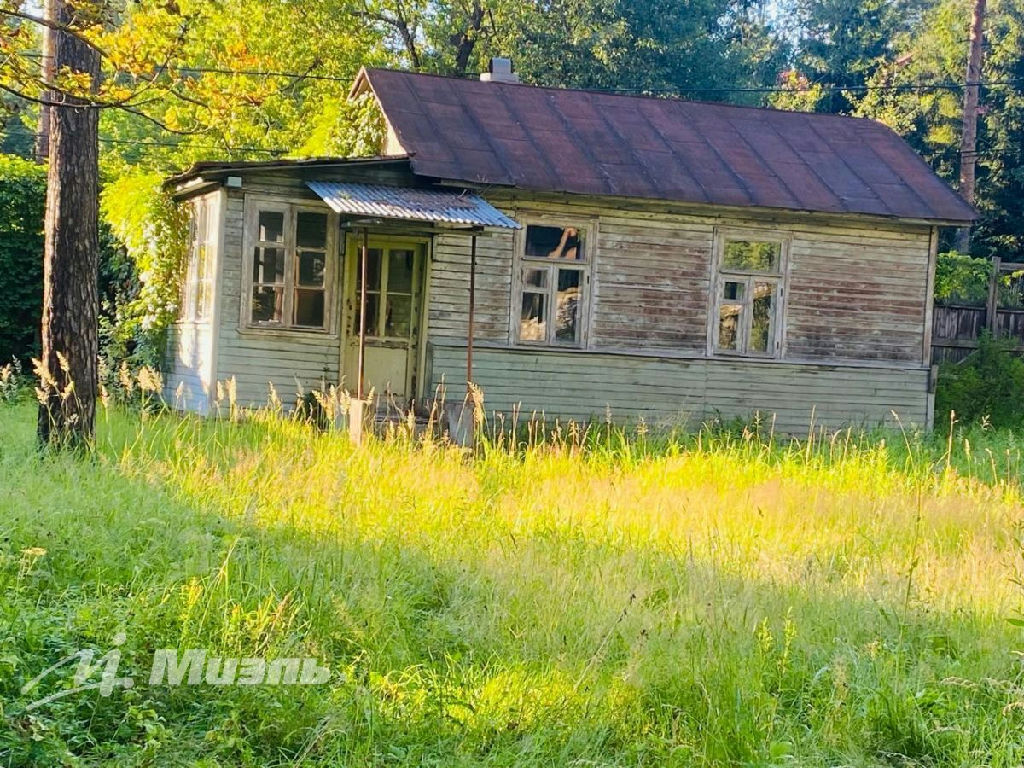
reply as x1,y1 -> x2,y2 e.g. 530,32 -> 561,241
362,66 -> 888,125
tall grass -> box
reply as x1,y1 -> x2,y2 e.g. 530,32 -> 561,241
2,393 -> 1024,766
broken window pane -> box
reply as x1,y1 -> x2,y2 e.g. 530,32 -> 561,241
252,286 -> 283,323
386,294 -> 412,337
718,281 -> 744,351
523,267 -> 548,289
253,247 -> 285,284
298,251 -> 325,287
258,211 -> 285,243
388,249 -> 415,294
750,282 -> 775,353
723,280 -> 744,302
520,292 -> 547,341
294,289 -> 325,328
525,225 -> 585,261
555,269 -> 581,343
296,212 -> 327,248
723,240 -> 781,272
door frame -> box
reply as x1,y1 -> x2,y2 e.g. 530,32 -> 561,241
340,232 -> 431,401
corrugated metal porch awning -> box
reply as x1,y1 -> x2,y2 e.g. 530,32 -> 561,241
306,181 -> 520,230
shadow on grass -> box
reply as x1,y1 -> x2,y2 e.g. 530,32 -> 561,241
1,405 -> 1022,767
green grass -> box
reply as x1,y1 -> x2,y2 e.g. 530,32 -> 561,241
3,398 -> 1024,766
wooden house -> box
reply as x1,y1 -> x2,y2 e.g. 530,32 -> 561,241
165,61 -> 976,432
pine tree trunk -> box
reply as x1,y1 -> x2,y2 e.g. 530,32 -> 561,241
955,0 -> 987,254
34,0 -> 56,163
37,0 -> 102,449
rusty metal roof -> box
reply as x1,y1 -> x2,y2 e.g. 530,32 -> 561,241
306,181 -> 520,229
361,68 -> 977,224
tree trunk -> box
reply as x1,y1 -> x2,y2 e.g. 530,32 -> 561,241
37,0 -> 102,449
955,0 -> 986,254
34,0 -> 57,163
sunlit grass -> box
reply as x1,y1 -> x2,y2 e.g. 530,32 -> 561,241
3,396 -> 1024,766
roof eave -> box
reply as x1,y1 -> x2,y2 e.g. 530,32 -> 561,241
432,179 -> 976,227
165,155 -> 413,195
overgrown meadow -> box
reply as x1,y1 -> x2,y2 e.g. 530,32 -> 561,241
3,384 -> 1024,766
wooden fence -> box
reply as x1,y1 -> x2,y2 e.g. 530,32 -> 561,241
932,257 -> 1024,363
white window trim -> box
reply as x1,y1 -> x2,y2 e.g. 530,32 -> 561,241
509,214 -> 598,349
708,228 -> 790,359
241,196 -> 338,335
181,196 -> 215,323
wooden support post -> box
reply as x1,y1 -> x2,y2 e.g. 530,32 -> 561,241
467,234 -> 476,389
986,255 -> 1001,335
357,227 -> 368,400
446,232 -> 479,448
350,227 -> 370,444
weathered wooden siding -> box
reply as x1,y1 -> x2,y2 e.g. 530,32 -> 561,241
785,225 -> 931,362
426,193 -> 932,431
214,188 -> 341,407
591,214 -> 711,350
429,194 -> 933,363
163,323 -> 214,412
429,230 -> 515,342
430,344 -> 929,433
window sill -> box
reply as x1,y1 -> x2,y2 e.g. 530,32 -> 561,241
711,351 -> 780,361
512,341 -> 586,352
236,325 -> 338,341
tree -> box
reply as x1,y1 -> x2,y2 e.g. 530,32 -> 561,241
785,0 -> 933,113
855,0 -> 1024,260
1,0 -> 199,446
954,0 -> 986,253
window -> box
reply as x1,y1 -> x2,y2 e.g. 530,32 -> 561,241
245,203 -> 334,331
353,246 -> 419,339
181,197 -> 215,322
515,222 -> 591,346
712,236 -> 786,356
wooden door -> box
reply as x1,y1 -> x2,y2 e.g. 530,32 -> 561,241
343,238 -> 425,404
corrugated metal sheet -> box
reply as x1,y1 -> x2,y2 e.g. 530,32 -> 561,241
306,181 -> 520,229
362,68 -> 977,224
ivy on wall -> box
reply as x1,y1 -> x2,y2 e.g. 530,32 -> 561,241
100,172 -> 189,366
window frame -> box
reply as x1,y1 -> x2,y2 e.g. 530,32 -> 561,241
345,240 -> 424,342
509,215 -> 597,349
708,229 -> 790,359
241,197 -> 338,334
181,196 -> 215,323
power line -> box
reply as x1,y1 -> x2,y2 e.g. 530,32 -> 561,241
95,136 -> 284,154
0,129 -> 285,154
11,51 -> 1024,95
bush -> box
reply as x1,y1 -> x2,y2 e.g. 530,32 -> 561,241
934,251 -> 991,306
935,333 -> 1024,430
0,154 -> 46,365
100,172 -> 188,369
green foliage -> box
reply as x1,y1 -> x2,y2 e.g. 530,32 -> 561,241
2,402 -> 1024,763
100,173 -> 189,367
933,251 -> 992,305
0,154 -> 45,366
785,0 -> 929,113
935,333 -> 1024,430
854,0 -> 1024,259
